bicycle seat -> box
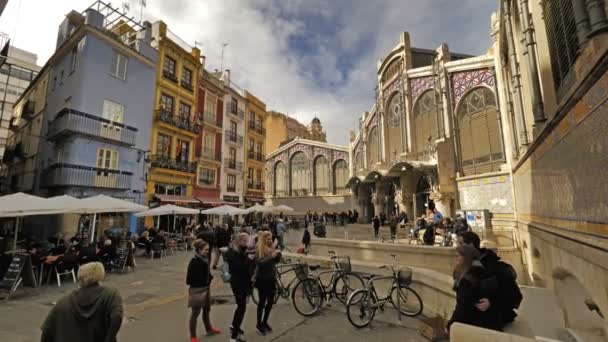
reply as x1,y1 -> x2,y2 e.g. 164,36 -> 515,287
309,264 -> 321,271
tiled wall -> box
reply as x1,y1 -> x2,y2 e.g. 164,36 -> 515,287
457,174 -> 514,214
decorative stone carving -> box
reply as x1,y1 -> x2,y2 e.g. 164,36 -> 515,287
451,68 -> 495,109
334,150 -> 348,161
289,143 -> 312,159
382,78 -> 402,103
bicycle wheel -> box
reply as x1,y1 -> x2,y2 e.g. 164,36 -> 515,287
346,289 -> 376,328
291,277 -> 323,317
333,272 -> 365,304
390,285 -> 423,316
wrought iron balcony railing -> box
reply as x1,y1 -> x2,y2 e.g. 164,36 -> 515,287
48,108 -> 137,146
162,70 -> 178,83
202,111 -> 221,127
224,158 -> 243,171
150,155 -> 197,173
155,109 -> 201,134
42,163 -> 132,189
225,104 -> 245,120
247,181 -> 265,190
224,131 -> 243,145
200,147 -> 221,162
248,121 -> 265,135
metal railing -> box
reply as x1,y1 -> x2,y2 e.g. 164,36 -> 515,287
48,108 -> 137,146
42,163 -> 132,189
200,147 -> 221,162
225,104 -> 245,119
224,131 -> 243,145
248,121 -> 265,135
224,158 -> 243,171
180,80 -> 193,92
150,155 -> 197,173
247,181 -> 265,190
155,109 -> 201,134
202,112 -> 221,127
162,70 -> 178,83
247,150 -> 264,161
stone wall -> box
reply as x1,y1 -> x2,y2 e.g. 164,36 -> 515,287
457,172 -> 514,214
266,194 -> 352,213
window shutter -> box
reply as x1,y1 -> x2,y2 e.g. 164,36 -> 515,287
111,150 -> 119,169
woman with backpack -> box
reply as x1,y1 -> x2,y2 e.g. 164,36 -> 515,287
186,239 -> 221,342
447,244 -> 501,332
253,231 -> 281,336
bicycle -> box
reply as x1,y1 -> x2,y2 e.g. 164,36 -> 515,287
291,250 -> 364,317
251,259 -> 307,305
346,255 -> 423,328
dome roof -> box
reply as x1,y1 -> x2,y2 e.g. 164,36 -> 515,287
312,117 -> 321,124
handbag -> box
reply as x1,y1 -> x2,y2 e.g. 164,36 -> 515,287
220,259 -> 231,283
188,287 -> 209,308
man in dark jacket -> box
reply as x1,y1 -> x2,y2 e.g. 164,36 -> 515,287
372,215 -> 380,239
41,262 -> 123,342
224,233 -> 254,342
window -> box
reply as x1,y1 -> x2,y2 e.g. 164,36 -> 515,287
198,167 -> 216,186
542,0 -> 579,90
256,169 -> 262,187
160,94 -> 174,114
154,183 -> 185,195
163,55 -> 176,78
256,142 -> 263,155
248,139 -> 255,155
412,90 -> 441,157
457,87 -> 504,176
333,159 -> 349,195
290,152 -> 309,196
367,126 -> 379,166
181,67 -> 192,87
230,121 -> 237,137
96,148 -> 119,170
249,111 -> 255,127
230,98 -> 238,113
176,139 -> 190,163
205,92 -> 217,120
248,168 -> 254,184
111,52 -> 128,80
227,174 -> 236,192
314,155 -> 329,195
203,132 -> 215,156
102,100 -> 124,124
52,77 -> 57,91
179,102 -> 191,119
59,70 -> 64,85
274,162 -> 288,197
229,147 -> 236,161
156,133 -> 171,157
70,47 -> 78,73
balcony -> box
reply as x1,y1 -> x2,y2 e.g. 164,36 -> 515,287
248,121 -> 266,135
21,99 -> 35,119
155,109 -> 201,134
42,163 -> 132,189
150,155 -> 196,173
163,70 -> 178,83
48,108 -> 137,146
225,104 -> 245,120
247,150 -> 264,161
201,111 -> 222,128
247,181 -> 265,191
224,158 -> 243,171
200,148 -> 221,162
224,131 -> 243,145
227,185 -> 236,192
180,80 -> 193,92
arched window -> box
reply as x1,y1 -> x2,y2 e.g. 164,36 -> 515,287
355,151 -> 363,170
367,126 -> 378,166
313,155 -> 329,195
413,90 -> 441,157
274,162 -> 288,197
457,87 -> 504,175
290,152 -> 309,196
386,94 -> 404,160
333,159 -> 349,195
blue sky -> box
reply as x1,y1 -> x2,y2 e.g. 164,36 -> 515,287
0,0 -> 498,145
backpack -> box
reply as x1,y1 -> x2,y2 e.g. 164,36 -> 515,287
496,261 -> 523,309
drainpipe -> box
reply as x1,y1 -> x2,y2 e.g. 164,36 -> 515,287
504,0 -> 529,147
573,0 -> 591,43
518,0 -> 546,126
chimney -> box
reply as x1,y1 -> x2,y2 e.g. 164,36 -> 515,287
84,9 -> 104,29
224,69 -> 231,85
140,21 -> 152,44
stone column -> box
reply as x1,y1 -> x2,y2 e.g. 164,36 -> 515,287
373,182 -> 386,217
402,193 -> 415,219
430,192 -> 453,218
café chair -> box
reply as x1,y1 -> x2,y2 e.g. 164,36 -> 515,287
150,243 -> 165,259
55,255 -> 78,287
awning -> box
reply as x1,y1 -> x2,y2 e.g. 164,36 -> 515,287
154,194 -> 199,204
244,196 -> 265,203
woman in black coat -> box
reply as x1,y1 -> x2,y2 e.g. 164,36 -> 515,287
254,231 -> 281,336
186,239 -> 220,342
224,233 -> 255,342
448,244 -> 502,332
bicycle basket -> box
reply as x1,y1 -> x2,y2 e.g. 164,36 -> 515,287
335,256 -> 352,273
398,267 -> 412,286
294,263 -> 309,280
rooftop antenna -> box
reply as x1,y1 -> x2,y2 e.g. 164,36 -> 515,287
220,42 -> 228,71
122,1 -> 130,14
139,0 -> 147,23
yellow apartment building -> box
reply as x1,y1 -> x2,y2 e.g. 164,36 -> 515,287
244,91 -> 267,206
147,21 -> 201,212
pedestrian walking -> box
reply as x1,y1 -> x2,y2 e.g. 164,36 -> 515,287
276,219 -> 286,250
41,262 -> 123,342
302,227 -> 311,252
224,233 -> 255,342
372,215 -> 380,239
187,239 -> 220,342
254,231 -> 281,336
389,214 -> 398,241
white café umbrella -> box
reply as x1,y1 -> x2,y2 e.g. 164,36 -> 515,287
245,203 -> 275,214
62,195 -> 147,242
200,205 -> 246,216
274,204 -> 294,212
0,193 -> 70,254
134,204 -> 199,234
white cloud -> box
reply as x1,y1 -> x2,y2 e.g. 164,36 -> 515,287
0,0 -> 497,145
